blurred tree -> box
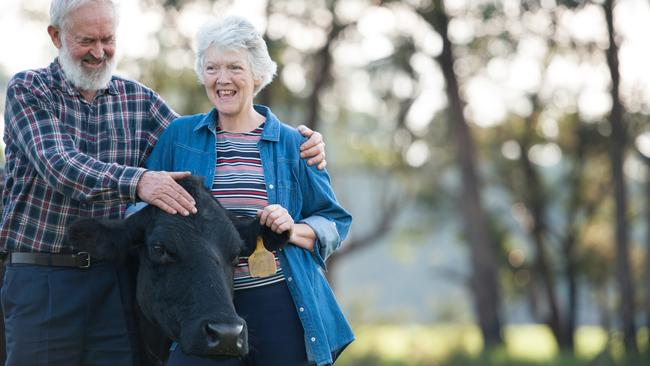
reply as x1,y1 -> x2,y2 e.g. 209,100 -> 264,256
483,2 -> 596,350
644,151 -> 650,350
495,109 -> 612,351
427,0 -> 504,347
472,0 -> 642,354
602,0 -> 637,354
515,97 -> 568,347
301,0 -> 341,133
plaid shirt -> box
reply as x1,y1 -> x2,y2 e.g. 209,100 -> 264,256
1,60 -> 178,253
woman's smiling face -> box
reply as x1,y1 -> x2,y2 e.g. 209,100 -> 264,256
202,46 -> 259,119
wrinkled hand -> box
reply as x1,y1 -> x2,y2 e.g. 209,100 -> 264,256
297,125 -> 326,170
136,171 -> 197,215
257,204 -> 294,234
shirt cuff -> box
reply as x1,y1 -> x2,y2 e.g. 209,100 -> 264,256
118,167 -> 147,202
125,201 -> 149,217
299,215 -> 340,271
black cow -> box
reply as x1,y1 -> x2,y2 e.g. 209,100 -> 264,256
67,176 -> 289,365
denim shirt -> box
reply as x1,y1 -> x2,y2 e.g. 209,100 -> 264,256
141,105 -> 354,365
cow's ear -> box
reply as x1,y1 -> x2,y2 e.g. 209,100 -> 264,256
229,215 -> 290,256
258,225 -> 290,252
67,207 -> 152,261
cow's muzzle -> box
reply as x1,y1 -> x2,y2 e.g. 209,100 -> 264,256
204,321 -> 248,356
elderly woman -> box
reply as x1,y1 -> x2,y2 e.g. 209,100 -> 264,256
144,16 -> 354,366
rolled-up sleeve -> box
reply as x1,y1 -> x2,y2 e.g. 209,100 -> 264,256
298,158 -> 352,271
299,215 -> 340,270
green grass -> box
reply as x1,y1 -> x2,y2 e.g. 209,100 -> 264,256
334,324 -> 650,366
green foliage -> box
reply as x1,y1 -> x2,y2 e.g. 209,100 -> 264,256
338,351 -> 650,366
335,324 -> 650,366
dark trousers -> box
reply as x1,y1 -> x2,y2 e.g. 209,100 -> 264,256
167,280 -> 313,366
1,262 -> 137,366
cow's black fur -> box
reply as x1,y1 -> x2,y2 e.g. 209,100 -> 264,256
67,176 -> 289,365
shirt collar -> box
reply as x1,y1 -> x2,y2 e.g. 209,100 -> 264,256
49,58 -> 118,97
194,105 -> 281,142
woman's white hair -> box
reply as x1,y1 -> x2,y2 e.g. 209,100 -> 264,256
50,0 -> 119,31
194,16 -> 277,96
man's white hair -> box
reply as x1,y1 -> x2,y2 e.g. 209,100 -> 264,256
194,16 -> 277,96
49,0 -> 119,31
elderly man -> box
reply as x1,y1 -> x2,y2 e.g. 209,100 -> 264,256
0,0 -> 326,365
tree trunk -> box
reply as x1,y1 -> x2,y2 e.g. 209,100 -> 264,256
304,0 -> 343,131
645,155 -> 650,349
558,127 -> 595,350
558,124 -> 595,352
559,126 -> 592,353
428,0 -> 503,347
517,117 -> 568,348
603,0 -> 637,354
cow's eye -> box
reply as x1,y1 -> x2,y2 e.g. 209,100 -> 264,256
152,243 -> 165,255
151,242 -> 175,264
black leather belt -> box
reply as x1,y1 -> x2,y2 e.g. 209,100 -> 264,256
6,252 -> 91,269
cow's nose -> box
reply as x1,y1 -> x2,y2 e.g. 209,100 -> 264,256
204,322 -> 248,356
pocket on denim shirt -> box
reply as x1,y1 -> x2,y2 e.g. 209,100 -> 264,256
174,143 -> 211,176
277,180 -> 301,217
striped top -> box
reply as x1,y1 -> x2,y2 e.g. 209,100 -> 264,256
211,123 -> 285,291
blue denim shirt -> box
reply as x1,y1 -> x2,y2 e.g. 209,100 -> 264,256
140,105 -> 354,365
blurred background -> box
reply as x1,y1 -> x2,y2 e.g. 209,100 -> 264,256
2,0 -> 650,365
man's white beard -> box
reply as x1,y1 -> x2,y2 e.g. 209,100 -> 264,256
58,41 -> 115,92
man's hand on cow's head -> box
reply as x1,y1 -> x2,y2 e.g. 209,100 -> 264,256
136,171 -> 198,216
297,125 -> 327,170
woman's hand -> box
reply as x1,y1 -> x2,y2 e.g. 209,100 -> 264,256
257,205 -> 317,251
257,204 -> 294,234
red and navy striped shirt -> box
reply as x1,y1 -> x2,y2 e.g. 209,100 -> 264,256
1,59 -> 178,253
211,124 -> 285,290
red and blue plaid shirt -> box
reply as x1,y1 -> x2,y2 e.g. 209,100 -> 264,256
1,59 -> 178,253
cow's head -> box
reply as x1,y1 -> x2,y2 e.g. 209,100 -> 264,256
66,176 -> 289,358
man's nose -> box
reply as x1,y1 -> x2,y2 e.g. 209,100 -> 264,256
89,43 -> 104,60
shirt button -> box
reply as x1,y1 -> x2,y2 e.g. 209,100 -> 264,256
311,337 -> 316,342
299,307 -> 304,312
269,184 -> 274,189
287,277 -> 293,282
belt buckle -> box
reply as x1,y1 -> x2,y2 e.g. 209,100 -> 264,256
75,252 -> 91,269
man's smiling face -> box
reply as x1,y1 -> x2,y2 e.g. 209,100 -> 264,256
54,0 -> 117,91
